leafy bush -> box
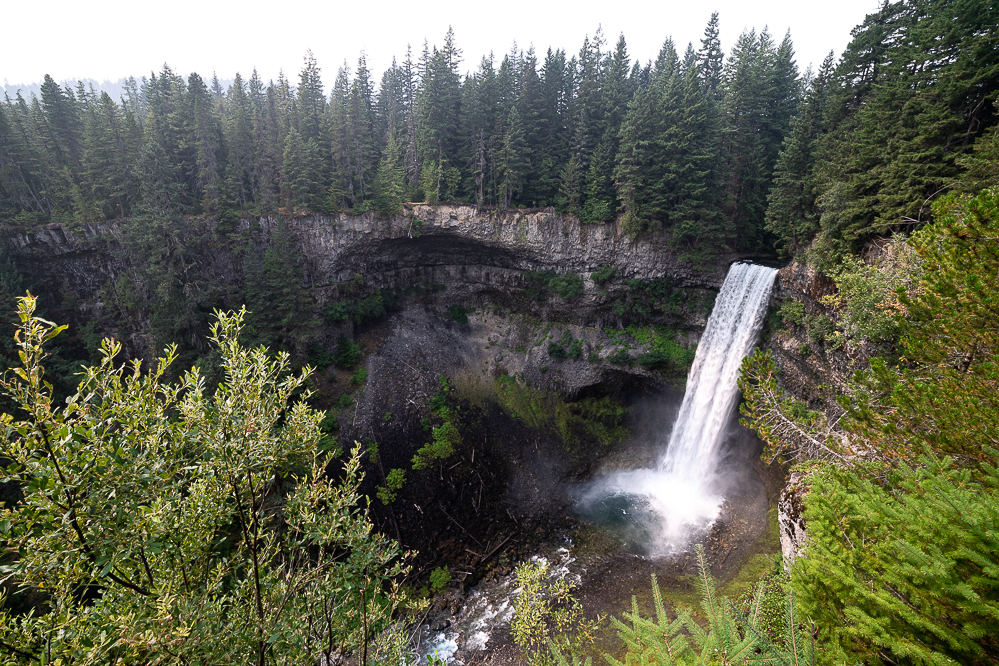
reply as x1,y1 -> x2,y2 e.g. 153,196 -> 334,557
0,299 -> 409,664
827,234 -> 922,344
567,339 -> 584,360
590,264 -> 617,285
350,368 -> 368,385
447,304 -> 470,323
776,300 -> 805,327
512,559 -> 601,666
333,335 -> 361,369
548,341 -> 567,359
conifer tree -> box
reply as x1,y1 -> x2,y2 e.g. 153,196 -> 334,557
765,51 -> 835,256
697,13 -> 724,97
498,105 -> 530,208
282,126 -> 312,213
244,219 -> 308,349
581,138 -> 614,222
373,132 -> 405,215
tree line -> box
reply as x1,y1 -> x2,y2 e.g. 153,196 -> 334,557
0,17 -> 801,256
3,0 -> 996,263
765,0 -> 999,264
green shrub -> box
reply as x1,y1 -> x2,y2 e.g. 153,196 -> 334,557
447,304 -> 470,323
307,342 -> 334,368
376,468 -> 407,505
350,368 -> 368,385
512,559 -> 601,666
612,277 -> 686,319
548,342 -> 567,359
625,325 -> 652,345
591,264 -> 617,285
525,270 -> 584,301
412,422 -> 460,470
0,300 -> 409,663
333,335 -> 361,369
320,412 -> 339,433
552,273 -> 584,299
322,300 -> 354,324
567,339 -> 584,360
354,291 -> 386,324
777,300 -> 806,327
637,328 -> 695,372
805,313 -> 835,343
607,348 -> 631,365
828,236 -> 922,344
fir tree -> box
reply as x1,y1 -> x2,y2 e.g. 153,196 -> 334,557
373,132 -> 405,214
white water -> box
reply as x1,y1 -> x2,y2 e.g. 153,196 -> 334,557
576,263 -> 778,555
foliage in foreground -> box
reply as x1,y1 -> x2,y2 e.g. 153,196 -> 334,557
530,546 -> 815,666
740,187 -> 999,665
512,558 -> 602,666
794,455 -> 999,665
604,546 -> 815,666
0,297 -> 410,664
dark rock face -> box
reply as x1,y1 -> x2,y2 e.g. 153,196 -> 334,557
766,259 -> 878,404
2,206 -> 738,360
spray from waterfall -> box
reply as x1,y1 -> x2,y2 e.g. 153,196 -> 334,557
574,262 -> 778,556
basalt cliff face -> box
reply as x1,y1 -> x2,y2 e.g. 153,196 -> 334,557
3,204 -> 730,327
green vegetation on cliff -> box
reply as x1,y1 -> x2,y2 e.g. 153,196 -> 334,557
742,186 -> 999,664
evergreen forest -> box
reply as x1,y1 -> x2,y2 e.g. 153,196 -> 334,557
1,0 -> 999,664
0,0 -> 990,258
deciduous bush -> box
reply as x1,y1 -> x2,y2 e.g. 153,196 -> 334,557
0,297 -> 410,665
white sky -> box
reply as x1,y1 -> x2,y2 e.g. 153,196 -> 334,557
3,0 -> 881,90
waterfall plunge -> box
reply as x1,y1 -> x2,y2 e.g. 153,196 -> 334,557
575,263 -> 778,556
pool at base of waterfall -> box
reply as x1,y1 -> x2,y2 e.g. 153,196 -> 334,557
571,470 -> 723,557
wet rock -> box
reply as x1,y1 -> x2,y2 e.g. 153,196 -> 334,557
778,471 -> 810,564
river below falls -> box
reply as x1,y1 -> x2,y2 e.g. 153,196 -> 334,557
414,424 -> 778,666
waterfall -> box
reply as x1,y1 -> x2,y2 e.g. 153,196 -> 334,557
658,262 -> 778,482
574,262 -> 778,555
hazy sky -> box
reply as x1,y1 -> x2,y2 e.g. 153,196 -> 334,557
3,0 -> 880,90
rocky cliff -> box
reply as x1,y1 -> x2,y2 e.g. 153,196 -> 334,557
1,205 -> 743,372
3,205 -> 730,312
